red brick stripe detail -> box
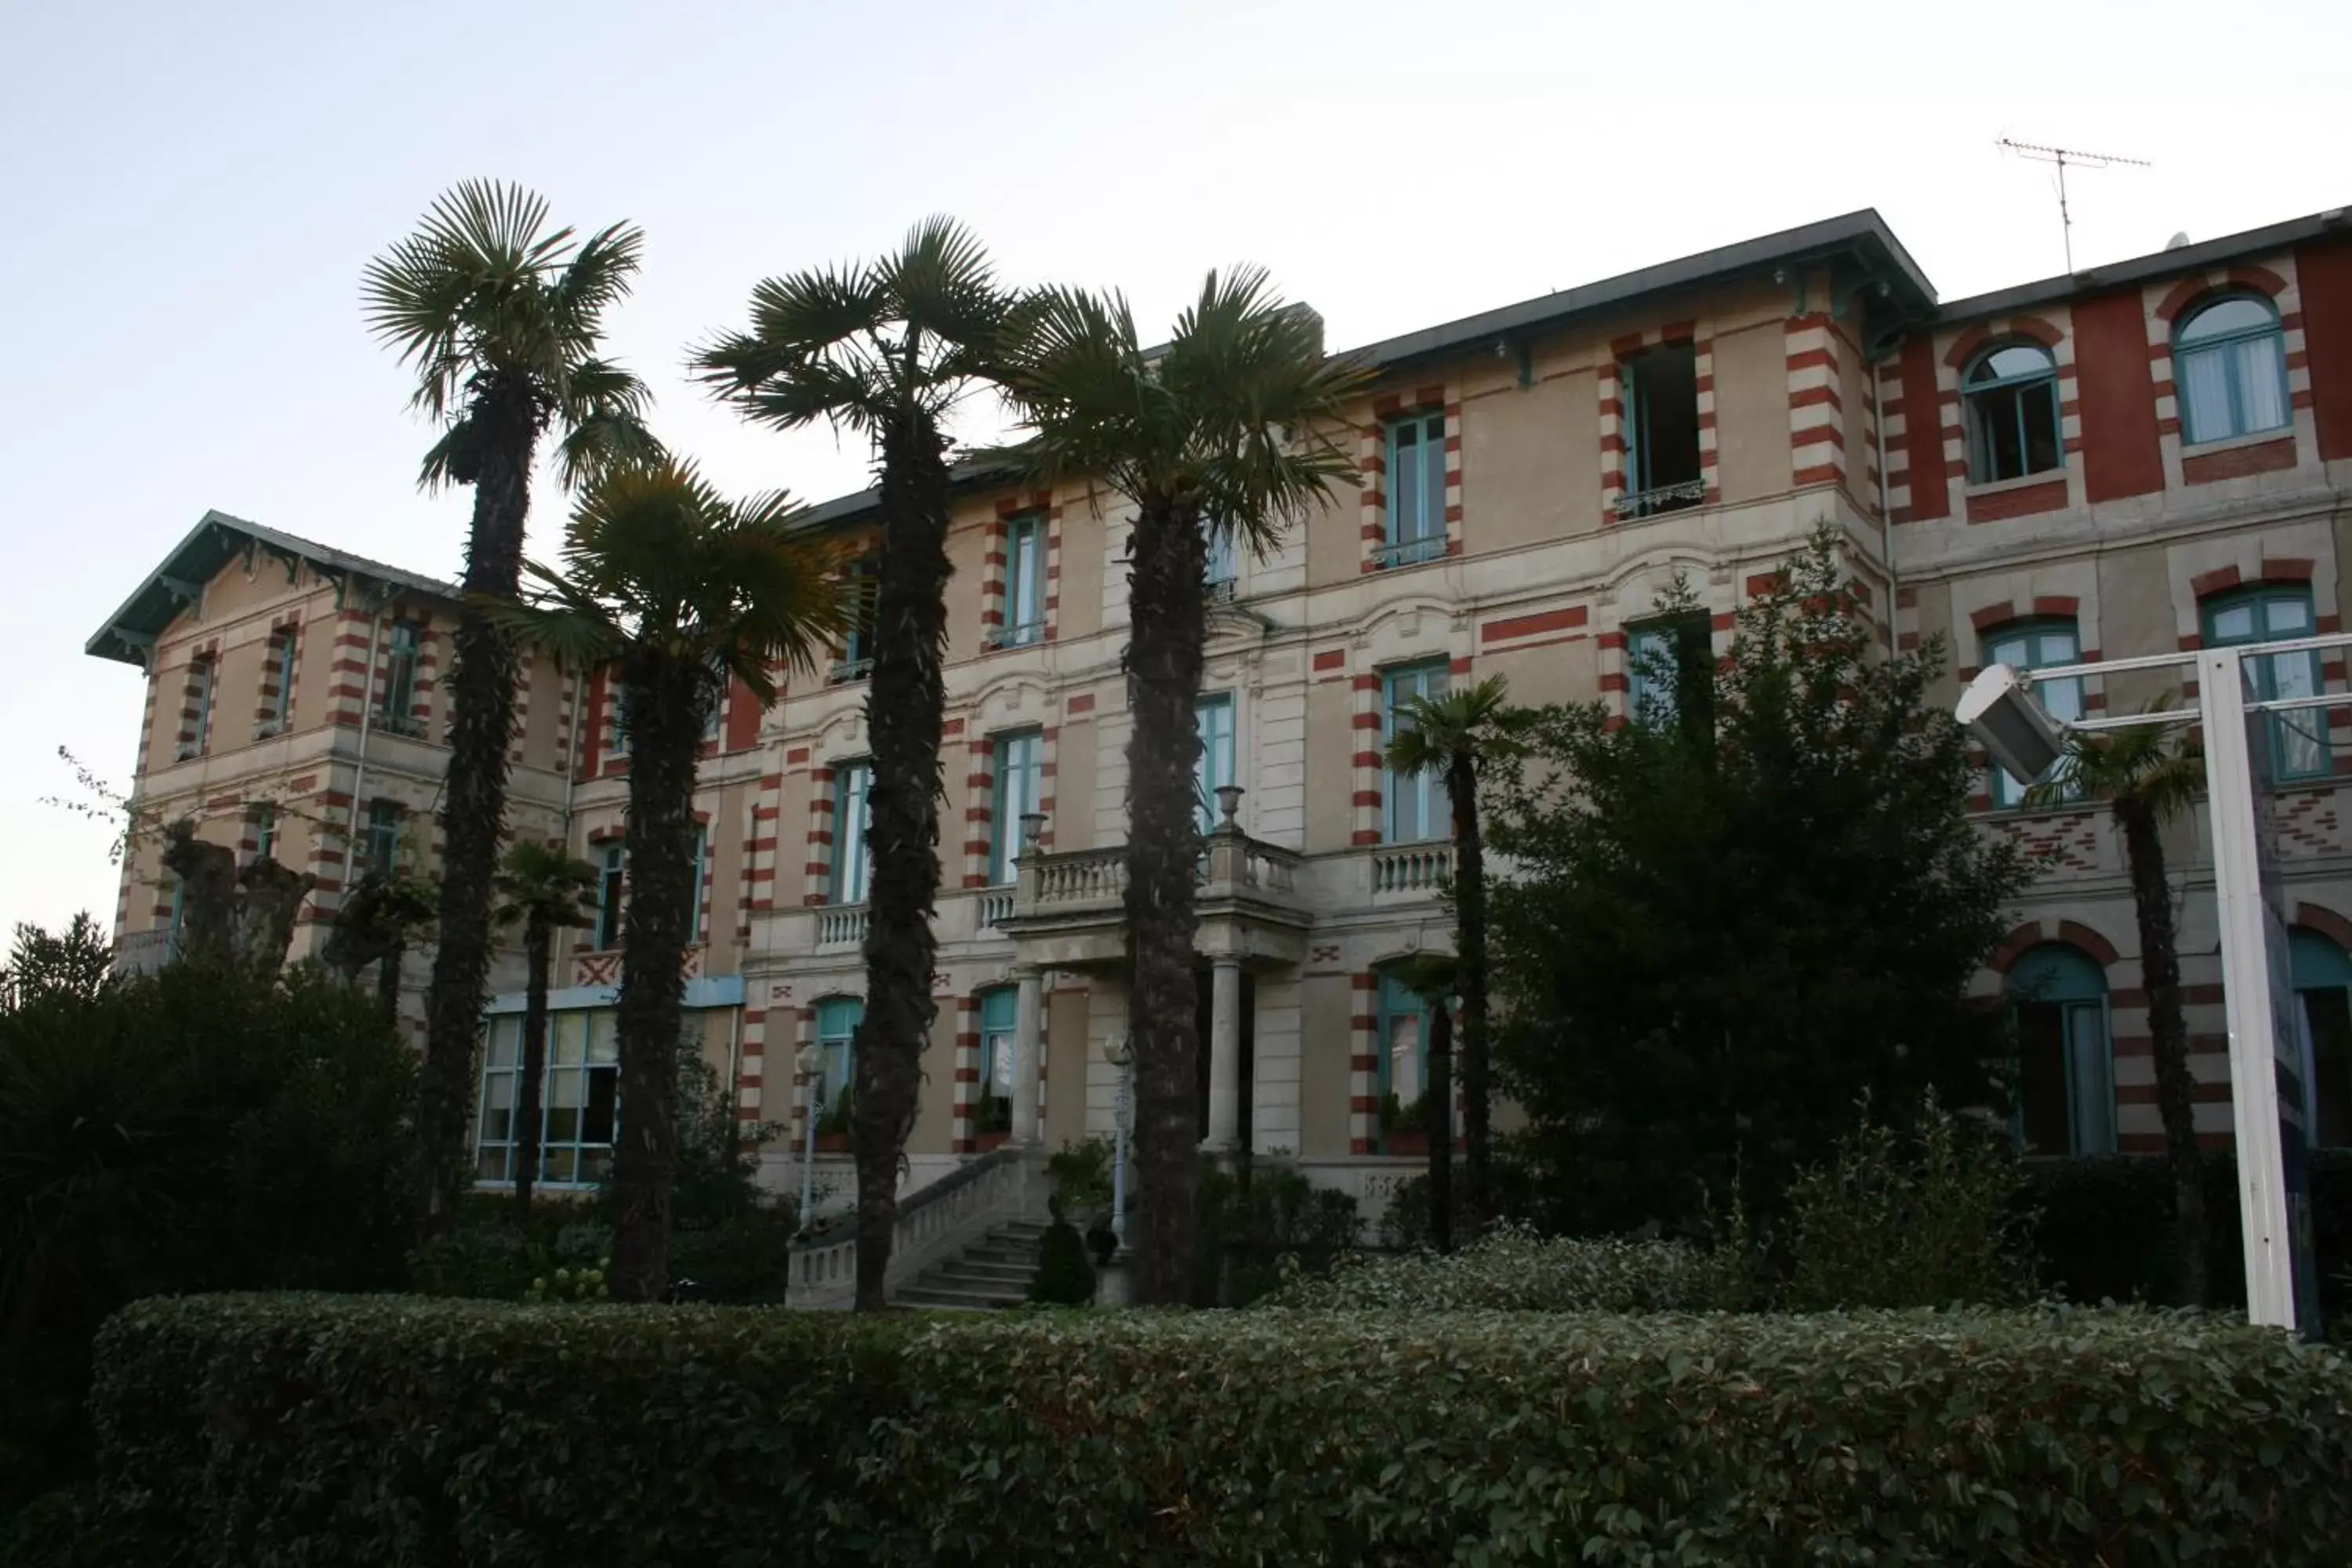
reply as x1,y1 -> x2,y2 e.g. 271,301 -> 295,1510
2031,595 -> 2081,618
1065,692 -> 1095,713
1985,921 -> 2046,975
2294,902 -> 2352,952
2055,920 -> 2121,967
2182,437 -> 2296,486
1312,649 -> 1346,672
1479,605 -> 1588,644
1965,479 -> 2067,524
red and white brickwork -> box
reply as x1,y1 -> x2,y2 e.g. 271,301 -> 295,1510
949,993 -> 981,1153
1346,971 -> 1379,1154
2149,259 -> 2314,488
1358,383 -> 1462,570
1936,312 -> 2082,522
173,640 -> 221,757
1600,325 -> 1719,520
1785,313 -> 1848,492
254,616 -> 300,736
801,758 -> 836,906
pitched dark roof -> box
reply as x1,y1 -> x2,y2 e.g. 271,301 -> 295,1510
1936,205 -> 2352,325
85,510 -> 457,666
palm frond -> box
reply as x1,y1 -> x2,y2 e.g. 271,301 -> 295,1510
550,220 -> 646,344
889,215 -> 1008,351
1384,677 -> 1531,776
552,358 -> 662,490
478,585 -> 622,673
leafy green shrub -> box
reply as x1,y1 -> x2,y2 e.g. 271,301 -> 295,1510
1265,1222 -> 1751,1311
1784,1094 -> 2037,1309
1026,1216 -> 1095,1305
93,1294 -> 2352,1566
0,958 -> 416,1513
524,1261 -> 609,1302
1192,1160 -> 1358,1306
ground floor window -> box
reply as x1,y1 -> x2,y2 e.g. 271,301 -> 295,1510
813,996 -> 861,1136
1375,968 -> 1433,1153
978,986 -> 1015,1135
475,1010 -> 619,1185
2289,927 -> 2352,1149
2005,943 -> 2115,1156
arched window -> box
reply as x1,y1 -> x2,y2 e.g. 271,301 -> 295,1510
1963,343 -> 2063,483
2288,928 -> 2352,1148
2005,943 -> 2114,1155
2175,294 -> 2288,445
1981,618 -> 2083,807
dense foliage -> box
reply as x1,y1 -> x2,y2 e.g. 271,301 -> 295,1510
89,1294 -> 2352,1566
0,956 -> 416,1510
1192,1160 -> 1359,1306
1487,532 -> 2031,1236
1026,1216 -> 1097,1305
1265,1225 -> 1752,1312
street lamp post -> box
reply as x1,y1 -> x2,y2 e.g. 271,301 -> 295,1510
1103,1032 -> 1134,1252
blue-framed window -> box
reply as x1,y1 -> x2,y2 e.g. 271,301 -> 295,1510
989,731 -> 1042,885
594,843 -> 626,949
2288,927 -> 2352,1149
379,622 -> 421,733
1378,411 -> 1446,568
2203,586 -> 2327,780
978,986 -> 1017,1127
603,676 -> 629,757
1621,342 -> 1702,517
1963,343 -> 2063,484
252,804 -> 277,864
997,513 -> 1047,648
1627,614 -> 1710,730
1382,662 -> 1448,843
688,824 -> 708,942
2005,943 -> 2115,1156
1194,693 -> 1236,834
184,655 -> 215,757
1982,619 -> 2084,807
833,556 -> 878,681
701,656 -> 725,746
475,1009 -> 619,1186
1203,515 -> 1237,599
364,801 -> 402,880
815,996 -> 862,1107
831,762 -> 872,905
263,628 -> 295,730
2176,295 -> 2288,445
1375,968 -> 1434,1152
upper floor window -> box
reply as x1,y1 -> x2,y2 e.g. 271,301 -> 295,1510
989,731 -> 1043,885
594,843 -> 626,949
1963,343 -> 2062,484
252,804 -> 278,865
261,629 -> 295,735
364,801 -> 403,880
2288,927 -> 2352,1149
2176,294 -> 2288,445
2203,585 -> 2327,779
1382,662 -> 1448,844
1619,343 -> 1701,520
688,824 -> 709,942
1203,516 -> 1237,601
832,762 -> 872,905
603,680 -> 630,757
992,513 -> 1047,649
1194,693 -> 1236,835
182,655 -> 216,759
700,657 -> 725,746
1627,613 -> 1711,731
2005,943 -> 2115,1156
832,557 -> 877,683
379,622 -> 421,735
1377,411 -> 1446,569
1982,619 -> 2083,808
815,996 -> 862,1109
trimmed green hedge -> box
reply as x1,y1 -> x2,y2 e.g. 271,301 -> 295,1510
90,1294 -> 2352,1565
1263,1225 -> 1752,1312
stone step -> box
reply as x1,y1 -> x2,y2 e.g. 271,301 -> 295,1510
962,1245 -> 1042,1267
935,1259 -> 1036,1283
895,1284 -> 1024,1311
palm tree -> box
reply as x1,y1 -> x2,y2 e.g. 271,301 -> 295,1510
1002,270 -> 1365,1305
491,459 -> 847,1302
2030,698 -> 2208,1304
363,180 -> 660,1240
693,219 -> 1017,1309
492,840 -> 601,1214
1388,951 -> 1460,1252
1385,676 -> 1535,1237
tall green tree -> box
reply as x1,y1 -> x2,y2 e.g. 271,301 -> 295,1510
492,460 -> 846,1302
1384,675 -> 1534,1236
492,840 -> 601,1214
1486,530 -> 2031,1235
2031,702 -> 2209,1304
363,180 -> 660,1240
694,219 -> 1017,1309
1002,270 -> 1364,1305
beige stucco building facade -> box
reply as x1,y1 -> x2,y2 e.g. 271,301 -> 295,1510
89,201 -> 2352,1216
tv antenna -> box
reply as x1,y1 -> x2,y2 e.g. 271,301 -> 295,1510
1997,139 -> 2152,274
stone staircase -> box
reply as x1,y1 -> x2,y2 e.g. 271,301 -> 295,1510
893,1218 -> 1048,1309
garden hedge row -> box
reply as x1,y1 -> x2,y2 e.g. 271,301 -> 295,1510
92,1294 -> 2352,1566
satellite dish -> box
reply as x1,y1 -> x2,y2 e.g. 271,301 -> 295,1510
2165,231 -> 2192,250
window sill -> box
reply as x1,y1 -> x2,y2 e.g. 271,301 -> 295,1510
982,626 -> 1048,654
1367,541 -> 1447,572
1962,468 -> 2067,499
2180,426 -> 2294,458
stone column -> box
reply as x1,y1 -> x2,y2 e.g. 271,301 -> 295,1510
1202,956 -> 1243,1152
1011,964 -> 1044,1145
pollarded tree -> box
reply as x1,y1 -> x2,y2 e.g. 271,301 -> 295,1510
1001,271 -> 1365,1305
491,460 -> 847,1302
492,840 -> 601,1215
694,219 -> 1018,1309
2031,703 -> 2209,1304
363,180 -> 661,1240
1384,676 -> 1535,1237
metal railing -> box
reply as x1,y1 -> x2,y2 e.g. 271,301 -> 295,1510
815,905 -> 868,947
827,657 -> 872,685
1614,477 -> 1707,520
1370,843 -> 1453,895
982,622 -> 1047,652
114,928 -> 177,976
1206,576 -> 1238,604
1368,535 -> 1446,571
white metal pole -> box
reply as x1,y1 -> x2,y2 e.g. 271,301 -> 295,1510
1112,1057 -> 1131,1250
2198,647 -> 2303,1331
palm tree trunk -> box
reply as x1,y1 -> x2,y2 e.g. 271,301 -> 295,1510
376,940 -> 405,1026
2117,796 -> 2208,1306
419,382 -> 541,1242
1450,754 -> 1493,1236
1425,998 -> 1454,1254
608,656 -> 702,1305
515,916 -> 551,1214
1125,492 -> 1209,1308
851,413 -> 953,1310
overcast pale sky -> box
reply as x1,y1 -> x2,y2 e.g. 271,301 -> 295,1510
3,0 -> 2347,943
